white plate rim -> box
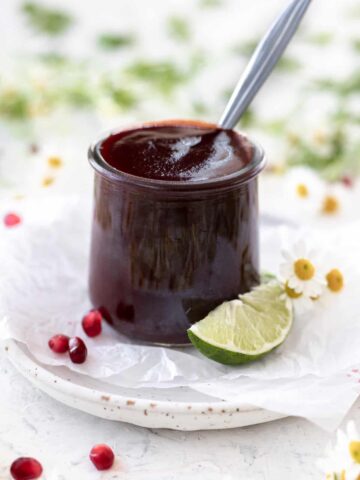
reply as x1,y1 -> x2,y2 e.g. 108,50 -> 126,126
4,339 -> 286,430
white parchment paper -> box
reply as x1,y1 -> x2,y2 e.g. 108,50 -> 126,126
0,194 -> 359,430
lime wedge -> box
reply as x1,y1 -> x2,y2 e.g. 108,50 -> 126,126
187,282 -> 292,365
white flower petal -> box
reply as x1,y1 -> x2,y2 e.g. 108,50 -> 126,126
279,263 -> 293,279
347,421 -> 360,441
281,250 -> 294,262
302,280 -> 324,298
288,276 -> 304,293
294,239 -> 307,257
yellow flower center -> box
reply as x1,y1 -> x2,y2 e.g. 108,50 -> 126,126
313,129 -> 327,145
311,295 -> 320,301
326,269 -> 344,292
296,183 -> 309,198
42,176 -> 55,187
322,195 -> 340,215
285,282 -> 302,299
294,259 -> 315,281
48,156 -> 63,168
287,132 -> 300,146
349,441 -> 360,463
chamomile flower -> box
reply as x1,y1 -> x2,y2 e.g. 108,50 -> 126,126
320,183 -> 350,217
318,422 -> 360,480
282,281 -> 314,315
280,240 -> 326,298
285,166 -> 324,204
326,268 -> 345,293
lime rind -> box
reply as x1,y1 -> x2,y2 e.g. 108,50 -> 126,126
187,329 -> 267,366
188,282 -> 293,365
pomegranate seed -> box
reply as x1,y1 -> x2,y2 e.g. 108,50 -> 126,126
4,213 -> 21,228
82,309 -> 102,337
68,337 -> 87,364
341,175 -> 354,188
98,306 -> 113,324
10,457 -> 43,480
89,444 -> 115,471
48,334 -> 69,353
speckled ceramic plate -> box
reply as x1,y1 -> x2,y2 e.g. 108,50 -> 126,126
5,339 -> 285,430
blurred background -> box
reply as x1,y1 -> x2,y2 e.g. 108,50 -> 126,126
0,0 -> 359,223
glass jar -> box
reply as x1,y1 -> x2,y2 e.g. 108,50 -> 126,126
88,120 -> 265,346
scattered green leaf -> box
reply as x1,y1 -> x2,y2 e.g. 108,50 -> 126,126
192,100 -> 208,116
106,86 -> 137,109
307,32 -> 333,46
125,60 -> 188,95
199,0 -> 222,7
38,52 -> 68,66
0,89 -> 29,120
285,126 -> 360,180
189,50 -> 206,75
276,56 -> 301,73
237,108 -> 256,128
263,119 -> 287,136
167,16 -> 191,42
62,85 -> 93,108
351,39 -> 360,53
232,39 -> 258,57
313,71 -> 360,97
97,33 -> 135,51
21,2 -> 72,36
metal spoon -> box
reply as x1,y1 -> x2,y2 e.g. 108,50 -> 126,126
219,0 -> 312,129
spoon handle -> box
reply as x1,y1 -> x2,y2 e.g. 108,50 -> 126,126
219,0 -> 312,129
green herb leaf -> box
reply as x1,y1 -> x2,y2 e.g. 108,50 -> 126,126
352,39 -> 360,53
307,32 -> 333,46
97,33 -> 135,51
199,0 -> 222,7
125,60 -> 188,95
21,2 -> 72,36
313,71 -> 360,97
276,56 -> 301,73
38,52 -> 68,66
167,16 -> 191,42
0,89 -> 29,120
62,85 -> 93,108
232,39 -> 259,57
107,87 -> 137,109
237,108 -> 256,128
192,100 -> 208,116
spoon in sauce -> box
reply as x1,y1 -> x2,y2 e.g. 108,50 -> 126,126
219,0 -> 312,129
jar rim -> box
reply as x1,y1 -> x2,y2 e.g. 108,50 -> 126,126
88,119 -> 266,191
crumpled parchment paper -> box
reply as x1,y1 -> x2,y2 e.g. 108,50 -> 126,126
0,194 -> 359,430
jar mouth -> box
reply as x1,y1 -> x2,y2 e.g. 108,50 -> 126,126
88,119 -> 266,191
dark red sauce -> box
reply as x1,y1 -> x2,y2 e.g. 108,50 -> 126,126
100,125 -> 252,181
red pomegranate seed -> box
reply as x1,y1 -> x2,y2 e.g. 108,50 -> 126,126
4,213 -> 21,228
10,457 -> 43,480
341,175 -> 354,188
48,334 -> 69,353
82,309 -> 102,337
89,444 -> 115,471
68,337 -> 87,364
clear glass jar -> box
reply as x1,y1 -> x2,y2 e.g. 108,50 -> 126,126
88,120 -> 265,346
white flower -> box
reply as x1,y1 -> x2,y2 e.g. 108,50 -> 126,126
320,183 -> 351,218
280,239 -> 326,298
317,421 -> 360,480
285,166 -> 325,205
280,288 -> 314,316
